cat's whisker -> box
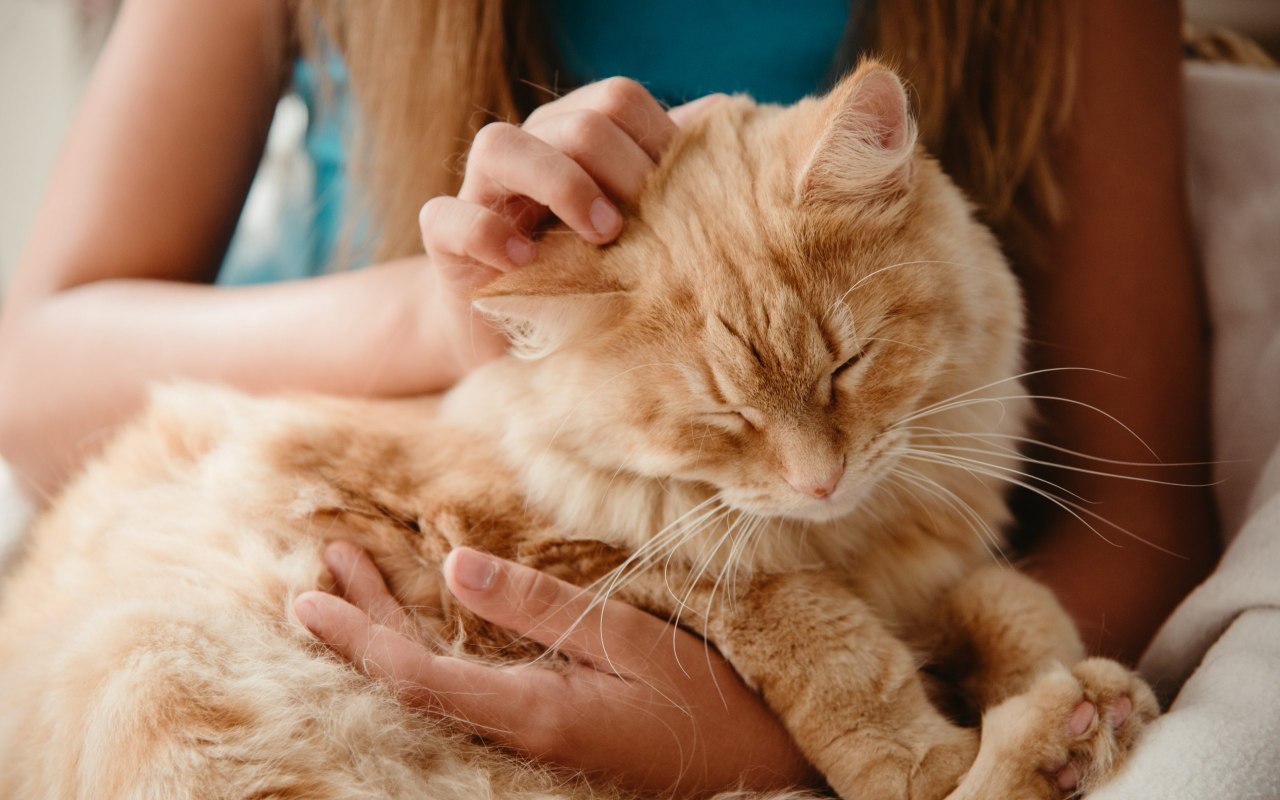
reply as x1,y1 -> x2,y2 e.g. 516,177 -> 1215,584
892,426 -> 1023,457
597,507 -> 734,635
901,451 -> 1188,558
901,446 -> 1094,504
895,391 -> 1161,461
660,509 -> 732,622
515,76 -> 564,100
686,515 -> 753,704
596,501 -> 725,601
910,442 -> 1217,489
891,366 -> 1125,426
709,514 -> 768,693
826,259 -> 985,319
892,465 -> 1000,553
902,426 -> 1221,470
901,449 -> 1124,548
672,512 -> 742,624
854,335 -> 945,358
659,511 -> 745,683
529,497 -> 728,667
725,513 -> 761,605
890,464 -> 1008,565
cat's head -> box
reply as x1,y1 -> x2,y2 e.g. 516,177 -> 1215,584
473,61 -> 1024,525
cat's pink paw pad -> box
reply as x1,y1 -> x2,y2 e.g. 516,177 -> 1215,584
1052,696 -> 1133,791
1066,700 -> 1096,737
1107,695 -> 1133,729
1054,761 -> 1080,791
1048,659 -> 1158,794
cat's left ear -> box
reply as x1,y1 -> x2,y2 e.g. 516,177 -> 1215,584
796,61 -> 918,208
472,267 -> 629,360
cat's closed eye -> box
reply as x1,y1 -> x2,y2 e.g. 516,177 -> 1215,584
832,351 -> 864,380
703,408 -> 764,432
827,345 -> 872,406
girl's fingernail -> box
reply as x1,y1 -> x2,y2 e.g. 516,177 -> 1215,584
506,237 -> 535,266
294,595 -> 322,631
589,197 -> 621,237
450,548 -> 497,591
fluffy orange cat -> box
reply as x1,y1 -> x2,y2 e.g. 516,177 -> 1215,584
0,62 -> 1156,799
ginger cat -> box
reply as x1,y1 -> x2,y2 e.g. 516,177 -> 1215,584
0,62 -> 1156,799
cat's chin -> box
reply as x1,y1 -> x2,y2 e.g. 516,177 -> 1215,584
722,486 -> 870,524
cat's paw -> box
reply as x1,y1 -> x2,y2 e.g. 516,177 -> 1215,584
1048,658 -> 1158,793
960,659 -> 1158,799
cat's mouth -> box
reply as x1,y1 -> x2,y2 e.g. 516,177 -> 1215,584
722,428 -> 906,523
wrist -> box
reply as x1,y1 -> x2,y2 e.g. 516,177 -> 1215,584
421,267 -> 508,389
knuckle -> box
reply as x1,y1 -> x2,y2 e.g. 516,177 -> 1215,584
607,608 -> 650,647
597,76 -> 647,113
516,687 -> 567,757
461,209 -> 498,255
468,121 -> 515,162
561,109 -> 611,156
549,176 -> 596,217
507,568 -> 564,618
541,161 -> 597,211
418,196 -> 448,233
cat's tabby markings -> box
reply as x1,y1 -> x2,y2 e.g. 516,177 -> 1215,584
0,61 -> 1155,799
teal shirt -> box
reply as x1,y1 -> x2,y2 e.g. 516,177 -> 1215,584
218,2 -> 857,285
545,0 -> 851,106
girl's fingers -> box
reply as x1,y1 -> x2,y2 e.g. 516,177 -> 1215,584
523,76 -> 677,162
525,108 -> 657,202
435,81 -> 720,264
419,194 -> 535,276
460,122 -> 622,244
668,93 -> 729,129
294,590 -> 570,744
320,541 -> 412,635
443,547 -> 666,675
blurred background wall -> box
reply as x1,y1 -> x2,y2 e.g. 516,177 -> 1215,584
1,0 -> 88,294
0,0 -> 1277,300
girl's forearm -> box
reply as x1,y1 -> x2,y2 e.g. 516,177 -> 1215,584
1026,484 -> 1219,664
0,259 -> 458,498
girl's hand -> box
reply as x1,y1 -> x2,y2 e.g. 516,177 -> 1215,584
420,79 -> 723,376
294,542 -> 814,797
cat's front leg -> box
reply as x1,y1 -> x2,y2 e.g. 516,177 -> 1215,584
946,659 -> 1158,800
934,564 -> 1086,709
934,565 -> 1158,798
634,569 -> 978,800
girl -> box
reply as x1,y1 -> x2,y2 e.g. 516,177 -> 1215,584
0,1 -> 1218,794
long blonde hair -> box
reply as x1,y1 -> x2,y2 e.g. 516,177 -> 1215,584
296,0 -> 1077,270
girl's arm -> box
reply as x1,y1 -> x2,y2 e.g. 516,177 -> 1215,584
0,0 -> 469,497
0,262 -> 459,498
1024,0 -> 1220,663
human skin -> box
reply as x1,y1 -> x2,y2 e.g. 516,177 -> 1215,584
0,0 -> 1217,793
1019,0 -> 1219,664
297,543 -> 819,796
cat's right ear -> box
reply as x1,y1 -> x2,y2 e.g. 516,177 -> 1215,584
472,270 -> 629,360
796,61 -> 918,210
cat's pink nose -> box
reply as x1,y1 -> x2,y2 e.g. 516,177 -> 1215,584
787,463 -> 845,499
